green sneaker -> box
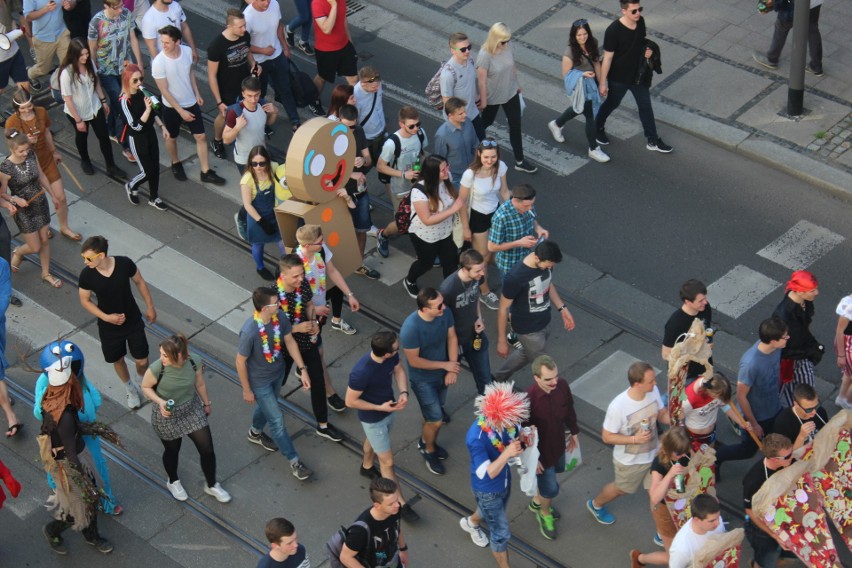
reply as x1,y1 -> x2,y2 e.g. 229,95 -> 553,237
537,512 -> 557,540
528,499 -> 561,520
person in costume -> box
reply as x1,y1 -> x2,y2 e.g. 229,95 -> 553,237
459,381 -> 528,568
34,340 -> 122,515
38,357 -> 114,555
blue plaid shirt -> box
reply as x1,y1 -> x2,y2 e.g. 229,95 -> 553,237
489,200 -> 537,274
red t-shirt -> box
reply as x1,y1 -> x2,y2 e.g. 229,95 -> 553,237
312,0 -> 349,52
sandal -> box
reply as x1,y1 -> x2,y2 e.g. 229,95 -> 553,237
41,274 -> 63,288
6,423 -> 22,438
60,229 -> 82,241
10,248 -> 23,272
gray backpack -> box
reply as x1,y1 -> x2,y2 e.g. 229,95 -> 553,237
326,520 -> 370,568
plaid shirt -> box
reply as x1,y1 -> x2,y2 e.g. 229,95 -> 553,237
489,200 -> 537,274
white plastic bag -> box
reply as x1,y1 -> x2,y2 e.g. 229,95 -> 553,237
564,439 -> 583,474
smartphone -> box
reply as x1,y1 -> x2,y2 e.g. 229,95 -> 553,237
389,400 -> 398,407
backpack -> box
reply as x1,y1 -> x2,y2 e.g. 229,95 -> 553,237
424,61 -> 456,111
377,131 -> 425,185
288,59 -> 319,108
394,183 -> 424,236
326,520 -> 370,568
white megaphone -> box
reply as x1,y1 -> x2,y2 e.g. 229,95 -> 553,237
0,29 -> 24,51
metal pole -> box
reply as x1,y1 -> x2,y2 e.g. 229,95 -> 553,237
786,0 -> 809,116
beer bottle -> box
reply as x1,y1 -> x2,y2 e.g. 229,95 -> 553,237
411,155 -> 421,183
140,87 -> 162,111
472,331 -> 482,351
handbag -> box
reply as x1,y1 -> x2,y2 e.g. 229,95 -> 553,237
452,212 -> 464,248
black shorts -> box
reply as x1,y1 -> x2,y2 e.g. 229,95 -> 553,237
220,91 -> 240,106
315,41 -> 357,84
162,103 -> 206,139
469,209 -> 495,234
100,324 -> 150,363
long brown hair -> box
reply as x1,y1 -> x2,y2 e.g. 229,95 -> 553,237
419,154 -> 457,212
654,426 -> 691,472
246,145 -> 275,186
467,137 -> 501,184
58,38 -> 100,90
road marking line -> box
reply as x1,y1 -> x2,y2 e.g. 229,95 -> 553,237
756,220 -> 845,270
707,265 -> 782,319
571,350 -> 662,413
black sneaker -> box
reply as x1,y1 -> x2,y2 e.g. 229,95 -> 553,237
211,139 -> 227,159
284,25 -> 295,47
316,423 -> 344,442
297,40 -> 315,56
423,451 -> 446,475
171,162 -> 187,181
646,138 -> 673,153
418,438 -> 448,460
29,75 -> 43,92
81,160 -> 95,175
290,460 -> 313,480
400,503 -> 420,523
257,267 -> 275,281
201,169 -> 226,185
355,265 -> 380,279
107,164 -> 127,179
805,65 -> 824,77
43,525 -> 67,555
507,331 -> 522,349
148,197 -> 169,211
596,130 -> 610,145
359,464 -> 381,480
307,100 -> 325,117
514,159 -> 538,173
86,537 -> 114,554
327,393 -> 346,412
247,429 -> 278,451
402,278 -> 419,299
125,182 -> 139,205
9,295 -> 22,307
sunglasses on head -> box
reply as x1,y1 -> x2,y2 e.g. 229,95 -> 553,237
480,139 -> 498,148
573,19 -> 588,26
629,6 -> 644,14
452,45 -> 472,53
251,160 -> 268,167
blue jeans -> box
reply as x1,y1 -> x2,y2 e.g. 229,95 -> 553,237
595,80 -> 658,142
350,191 -> 372,232
99,73 -> 127,147
746,519 -> 781,568
259,53 -> 300,124
459,334 -> 492,395
537,453 -> 566,499
250,376 -> 299,461
474,489 -> 511,553
287,0 -> 312,43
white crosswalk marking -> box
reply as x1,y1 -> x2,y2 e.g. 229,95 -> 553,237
756,220 -> 845,270
571,350 -> 662,412
707,265 -> 782,319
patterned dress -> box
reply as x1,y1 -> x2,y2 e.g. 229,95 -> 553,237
1,150 -> 50,233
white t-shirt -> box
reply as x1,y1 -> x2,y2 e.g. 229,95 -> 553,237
668,517 -> 727,568
460,160 -> 508,215
379,129 -> 429,197
603,386 -> 663,466
141,1 -> 187,52
410,183 -> 455,243
243,0 -> 282,64
837,295 -> 852,320
151,45 -> 196,108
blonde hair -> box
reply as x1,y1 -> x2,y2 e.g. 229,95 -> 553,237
295,224 -> 322,245
482,22 -> 512,55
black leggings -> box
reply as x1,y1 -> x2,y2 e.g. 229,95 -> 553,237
127,128 -> 160,200
480,92 -> 524,162
327,286 -> 344,318
407,233 -> 458,284
555,99 -> 597,150
284,345 -> 327,424
65,108 -> 116,167
160,426 -> 217,487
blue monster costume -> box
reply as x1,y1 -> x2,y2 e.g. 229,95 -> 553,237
33,341 -> 122,515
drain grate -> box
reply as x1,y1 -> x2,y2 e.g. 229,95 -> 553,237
346,1 -> 365,16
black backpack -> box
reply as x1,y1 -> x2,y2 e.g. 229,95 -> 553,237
377,130 -> 425,185
288,59 -> 319,107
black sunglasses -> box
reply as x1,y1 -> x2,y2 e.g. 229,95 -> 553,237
364,76 -> 380,83
251,160 -> 268,167
406,122 -> 421,129
499,40 -> 510,46
453,45 -> 472,53
629,6 -> 644,14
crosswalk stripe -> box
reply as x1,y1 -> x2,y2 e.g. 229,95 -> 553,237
756,220 -> 845,270
571,350 -> 662,412
707,265 -> 782,319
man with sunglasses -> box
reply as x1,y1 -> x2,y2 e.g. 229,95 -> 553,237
354,66 -> 386,166
595,1 -> 672,154
769,383 -> 828,459
742,433 -> 795,568
441,32 -> 484,141
78,235 -> 157,410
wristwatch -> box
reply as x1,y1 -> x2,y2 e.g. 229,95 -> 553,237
296,365 -> 306,374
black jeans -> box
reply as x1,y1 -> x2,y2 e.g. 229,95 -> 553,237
716,415 -> 778,467
406,232 -> 458,285
284,345 -> 327,424
595,80 -> 658,142
127,129 -> 160,200
65,108 -> 116,167
556,99 -> 597,150
327,286 -> 344,319
160,425 -> 217,487
480,92 -> 524,162
767,6 -> 822,71
46,515 -> 100,543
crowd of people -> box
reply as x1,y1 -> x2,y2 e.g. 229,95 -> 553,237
0,0 -> 848,567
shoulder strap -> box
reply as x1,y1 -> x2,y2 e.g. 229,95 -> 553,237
388,134 -> 402,168
359,91 -> 378,127
156,357 -> 198,387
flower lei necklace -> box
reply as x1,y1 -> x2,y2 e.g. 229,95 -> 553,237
254,310 -> 282,363
297,246 -> 326,297
477,416 -> 517,452
276,276 -> 305,323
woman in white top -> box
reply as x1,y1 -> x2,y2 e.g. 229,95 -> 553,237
402,155 -> 464,297
476,22 -> 536,173
458,138 -> 509,310
835,295 -> 852,408
58,38 -> 123,178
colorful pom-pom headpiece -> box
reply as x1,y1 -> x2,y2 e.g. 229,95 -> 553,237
474,381 -> 529,429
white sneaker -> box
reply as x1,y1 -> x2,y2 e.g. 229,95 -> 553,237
203,482 -> 232,503
126,387 -> 141,409
459,516 -> 489,547
547,120 -> 564,143
367,225 -> 379,238
166,480 -> 188,501
588,147 -> 611,163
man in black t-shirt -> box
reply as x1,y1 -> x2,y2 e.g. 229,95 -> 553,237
662,279 -> 713,380
770,383 -> 829,459
208,9 -> 256,159
595,1 -> 672,154
341,478 -> 408,568
78,236 -> 157,409
742,434 -> 794,568
494,241 -> 575,382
